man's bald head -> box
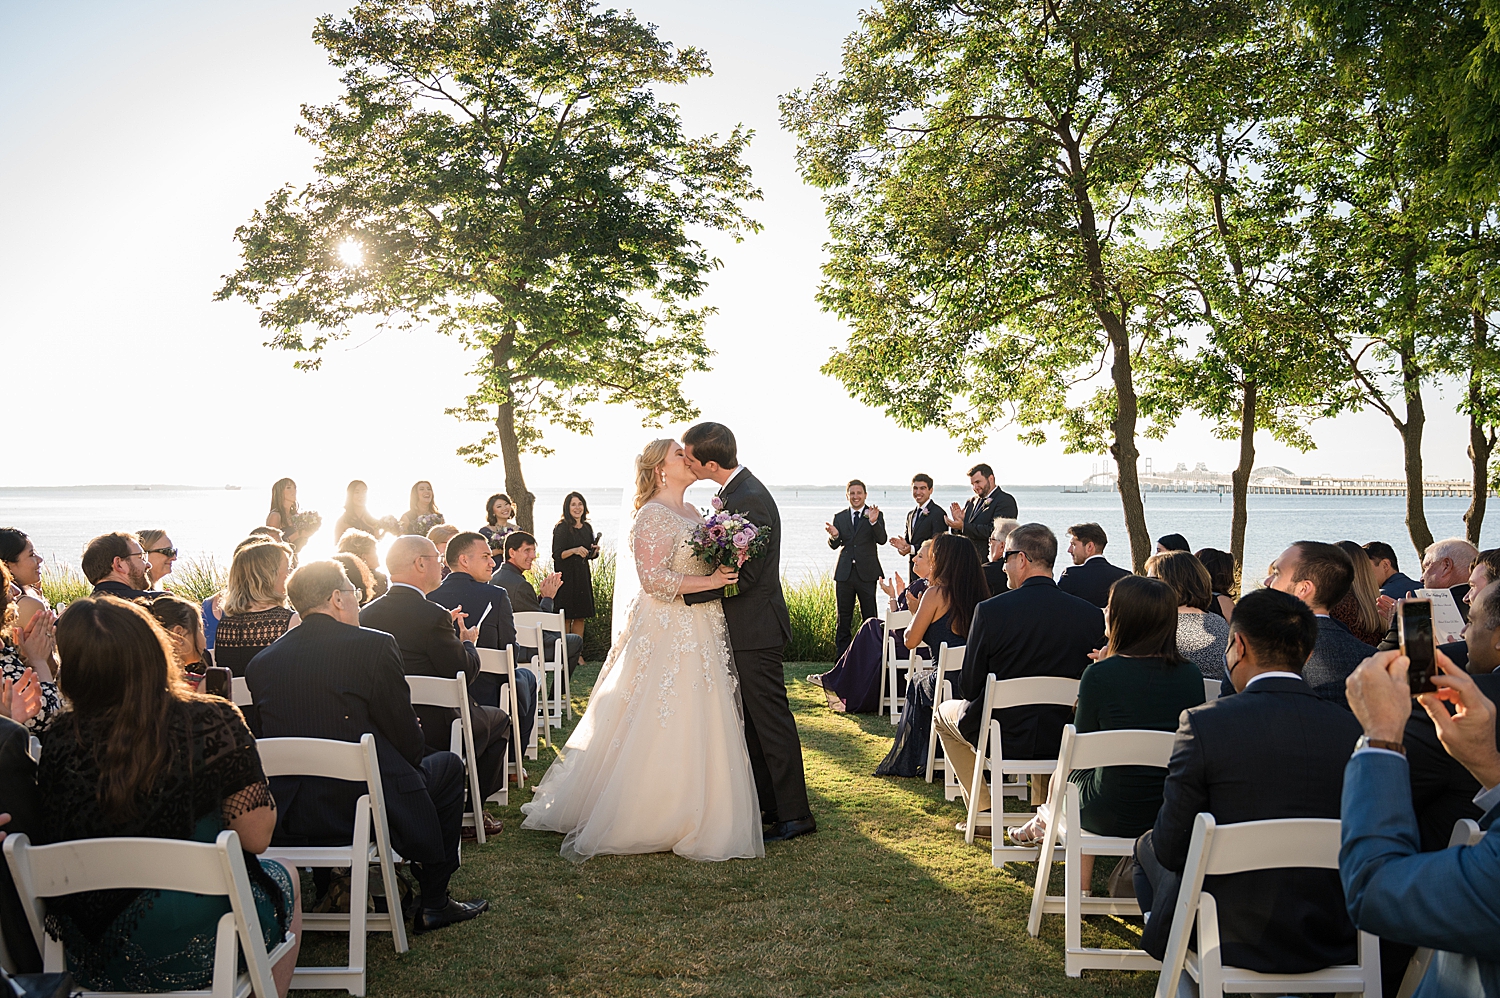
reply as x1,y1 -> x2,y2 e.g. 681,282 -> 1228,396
387,534 -> 443,593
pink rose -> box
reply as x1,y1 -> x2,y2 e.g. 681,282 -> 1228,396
711,496 -> 725,511
733,531 -> 749,548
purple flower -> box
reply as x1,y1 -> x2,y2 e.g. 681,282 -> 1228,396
732,531 -> 749,547
711,496 -> 724,511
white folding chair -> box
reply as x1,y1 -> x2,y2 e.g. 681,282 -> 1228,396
476,646 -> 528,790
5,829 -> 296,998
25,736 -> 40,764
1026,725 -> 1178,976
924,644 -> 964,797
232,676 -> 253,708
1155,814 -> 1382,998
1396,817 -> 1486,998
258,734 -> 408,995
405,673 -> 487,845
960,675 -> 1081,852
515,610 -> 569,730
881,609 -> 915,724
1203,677 -> 1222,702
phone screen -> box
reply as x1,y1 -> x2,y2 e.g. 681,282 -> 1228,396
203,666 -> 232,700
1399,599 -> 1437,695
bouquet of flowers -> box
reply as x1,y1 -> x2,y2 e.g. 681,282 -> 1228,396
411,512 -> 445,536
287,510 -> 322,538
687,497 -> 771,598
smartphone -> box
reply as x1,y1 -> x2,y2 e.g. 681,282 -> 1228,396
203,665 -> 232,700
1398,599 -> 1438,695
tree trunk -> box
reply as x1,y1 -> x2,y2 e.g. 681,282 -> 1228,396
1229,379 -> 1256,596
1399,344 -> 1433,556
491,340 -> 536,533
1465,305 -> 1494,545
1107,319 -> 1151,572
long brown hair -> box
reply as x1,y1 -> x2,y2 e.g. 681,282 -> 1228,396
928,533 -> 989,638
1335,540 -> 1382,635
1105,576 -> 1183,663
55,597 -> 199,822
269,477 -> 298,520
408,480 -> 439,516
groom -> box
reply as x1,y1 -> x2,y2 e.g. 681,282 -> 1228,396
682,422 -> 815,843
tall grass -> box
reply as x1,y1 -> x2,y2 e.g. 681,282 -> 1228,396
784,571 -> 838,662
582,552 -> 616,661
165,556 -> 226,604
38,563 -> 91,609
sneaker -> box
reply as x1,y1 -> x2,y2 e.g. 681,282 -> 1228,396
803,674 -> 825,688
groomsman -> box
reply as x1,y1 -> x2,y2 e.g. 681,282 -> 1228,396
888,473 -> 944,578
826,479 -> 887,657
946,463 -> 1018,563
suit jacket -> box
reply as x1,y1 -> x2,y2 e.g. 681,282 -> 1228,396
982,561 -> 1009,596
1379,571 -> 1421,600
1304,615 -> 1376,708
0,716 -> 41,971
1057,556 -> 1131,609
245,613 -> 447,865
360,583 -> 481,753
953,487 -> 1018,563
903,502 -> 945,571
1340,750 -> 1500,997
828,507 -> 887,583
682,469 -> 792,652
954,576 -> 1104,750
1150,676 -> 1362,974
491,561 -> 552,616
1403,671 -> 1500,851
428,571 -> 516,652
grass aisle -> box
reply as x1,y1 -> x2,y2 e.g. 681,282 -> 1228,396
306,663 -> 1156,997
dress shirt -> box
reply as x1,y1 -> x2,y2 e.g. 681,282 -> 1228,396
1244,670 -> 1303,687
720,466 -> 747,491
389,581 -> 425,597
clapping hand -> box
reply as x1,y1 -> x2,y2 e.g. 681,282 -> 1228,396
1088,645 -> 1108,663
450,605 -> 480,644
865,505 -> 880,524
890,536 -> 911,555
539,572 -> 563,599
0,670 -> 42,725
15,609 -> 56,678
878,573 -> 897,598
945,502 -> 965,529
824,521 -> 839,539
1376,594 -> 1397,627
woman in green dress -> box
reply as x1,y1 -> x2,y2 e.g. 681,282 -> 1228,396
39,596 -> 301,994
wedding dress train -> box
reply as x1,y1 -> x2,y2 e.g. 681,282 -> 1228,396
520,501 -> 764,862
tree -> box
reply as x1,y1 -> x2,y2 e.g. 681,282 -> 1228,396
217,0 -> 760,530
782,0 -> 1260,571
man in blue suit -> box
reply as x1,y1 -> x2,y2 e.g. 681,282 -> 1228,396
1342,647 -> 1500,997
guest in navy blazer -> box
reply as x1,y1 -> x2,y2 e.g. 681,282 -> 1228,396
888,474 -> 945,579
1260,541 -> 1375,708
1057,522 -> 1131,609
826,479 -> 888,657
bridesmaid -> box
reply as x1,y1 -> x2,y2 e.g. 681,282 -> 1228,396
551,492 -> 599,670
266,479 -> 311,553
399,480 -> 445,536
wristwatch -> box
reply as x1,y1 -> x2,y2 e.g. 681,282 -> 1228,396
1355,735 -> 1406,756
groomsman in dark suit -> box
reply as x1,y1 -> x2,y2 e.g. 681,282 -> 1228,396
888,473 -> 944,579
1057,522 -> 1131,608
827,479 -> 887,657
946,463 -> 1018,563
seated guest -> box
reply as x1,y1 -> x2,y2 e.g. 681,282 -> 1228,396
1057,522 -> 1130,609
983,518 -> 1019,595
136,528 -> 178,589
1133,588 -> 1362,972
875,535 -> 988,777
41,597 -> 301,993
1010,577 -> 1205,889
1376,537 -> 1482,653
808,539 -> 932,713
0,712 -> 42,972
1331,539 -> 1386,645
143,594 -> 210,675
361,536 -> 509,833
491,531 -> 582,665
0,527 -> 47,630
215,539 -> 298,676
1261,540 -> 1374,707
203,534 -> 278,650
1155,533 -> 1190,554
933,523 -> 1104,821
479,493 -> 518,543
338,528 -> 390,599
1341,648 -> 1500,997
1147,550 -> 1230,681
1194,547 -> 1238,620
247,561 -> 487,934
0,564 -> 62,733
331,552 -> 377,605
1365,540 -> 1420,600
429,532 -> 537,752
427,523 -> 460,579
83,531 -> 162,599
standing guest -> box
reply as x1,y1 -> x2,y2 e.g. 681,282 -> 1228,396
266,478 -> 312,553
430,532 -> 538,752
83,531 -> 162,600
0,564 -> 59,733
1132,588 -> 1362,973
337,529 -> 390,599
247,560 -> 487,934
945,463 -> 1018,563
1147,550 -> 1231,681
492,531 -> 581,665
143,594 -> 210,675
399,480 -> 444,536
1155,533 -> 1190,554
330,553 -> 377,605
1057,522 -> 1131,609
933,524 -> 1104,825
360,536 -> 510,828
214,540 -> 298,677
427,523 -> 460,580
334,479 -> 395,539
551,491 -> 599,669
888,474 -> 944,578
40,597 -> 301,994
1194,547 -> 1239,620
1364,540 -> 1421,600
479,494 -> 518,543
0,528 -> 47,629
826,479 -> 888,658
1331,540 -> 1386,645
136,529 -> 178,588
875,535 -> 988,778
984,518 -> 1019,595
1262,541 -> 1374,707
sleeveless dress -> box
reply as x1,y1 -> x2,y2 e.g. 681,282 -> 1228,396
521,502 -> 764,862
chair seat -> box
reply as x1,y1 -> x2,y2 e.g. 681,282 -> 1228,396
263,844 -> 381,867
1184,951 -> 1374,991
1054,829 -> 1138,856
73,933 -> 297,998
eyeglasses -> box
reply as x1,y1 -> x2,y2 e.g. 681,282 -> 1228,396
146,547 -> 179,559
124,550 -> 148,562
337,587 -> 362,600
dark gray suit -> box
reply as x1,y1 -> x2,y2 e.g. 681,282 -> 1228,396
953,487 -> 1017,563
1217,615 -> 1376,707
901,501 -> 945,577
490,561 -> 583,664
829,505 -> 887,656
1056,556 -> 1131,609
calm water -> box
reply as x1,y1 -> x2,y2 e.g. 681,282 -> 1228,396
2,483 -> 1493,587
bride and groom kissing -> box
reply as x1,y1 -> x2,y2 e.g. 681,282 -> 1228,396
519,422 -> 816,861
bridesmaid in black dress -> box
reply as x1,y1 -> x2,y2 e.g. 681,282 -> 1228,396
552,491 -> 599,668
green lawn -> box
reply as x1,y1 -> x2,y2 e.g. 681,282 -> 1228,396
298,663 -> 1157,997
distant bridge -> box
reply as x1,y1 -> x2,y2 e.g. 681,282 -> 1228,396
1069,471 -> 1483,497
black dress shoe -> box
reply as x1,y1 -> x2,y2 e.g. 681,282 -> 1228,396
763,816 -> 817,842
760,811 -> 779,827
413,896 -> 489,935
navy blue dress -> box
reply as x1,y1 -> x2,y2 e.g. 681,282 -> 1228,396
816,580 -> 929,713
875,609 -> 963,777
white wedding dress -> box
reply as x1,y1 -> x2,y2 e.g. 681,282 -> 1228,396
520,501 -> 765,862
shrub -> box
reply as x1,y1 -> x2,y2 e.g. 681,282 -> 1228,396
582,552 -> 616,662
38,562 -> 91,609
784,572 -> 837,662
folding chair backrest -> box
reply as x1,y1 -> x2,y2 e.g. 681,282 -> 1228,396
406,673 -> 466,709
232,676 -> 253,707
476,646 -> 511,675
983,675 -> 1080,712
885,609 -> 913,630
1203,678 -> 1222,702
1200,816 -> 1342,875
935,643 -> 964,672
1061,725 -> 1178,772
514,610 -> 565,637
256,734 -> 373,784
1450,818 -> 1484,847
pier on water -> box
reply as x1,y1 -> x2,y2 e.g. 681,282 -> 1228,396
1071,469 -> 1485,498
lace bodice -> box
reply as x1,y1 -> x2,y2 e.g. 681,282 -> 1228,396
632,502 -> 712,602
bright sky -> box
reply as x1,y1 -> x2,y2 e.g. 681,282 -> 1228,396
0,0 -> 1479,495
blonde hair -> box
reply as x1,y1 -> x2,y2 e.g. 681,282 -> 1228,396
634,439 -> 676,510
223,540 -> 293,616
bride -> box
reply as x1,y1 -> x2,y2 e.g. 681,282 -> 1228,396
519,439 -> 765,862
